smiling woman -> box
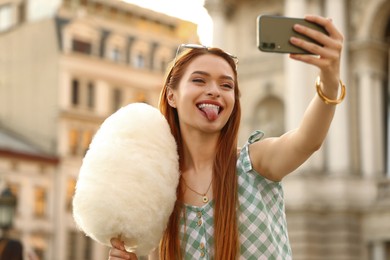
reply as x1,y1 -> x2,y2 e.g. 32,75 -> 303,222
107,14 -> 346,260
121,0 -> 213,45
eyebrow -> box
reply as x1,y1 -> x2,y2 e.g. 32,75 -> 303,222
191,71 -> 234,81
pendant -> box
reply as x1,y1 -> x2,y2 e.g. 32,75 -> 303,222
202,196 -> 209,203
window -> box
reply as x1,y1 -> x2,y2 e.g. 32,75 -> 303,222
87,82 -> 95,109
135,53 -> 145,68
71,79 -> 79,106
72,39 -> 92,54
69,129 -> 79,155
112,88 -> 122,112
0,4 -> 12,32
110,48 -> 121,62
253,95 -> 285,137
34,187 -> 47,218
71,79 -> 96,109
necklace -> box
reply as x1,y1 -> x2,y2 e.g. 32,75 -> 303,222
182,177 -> 212,203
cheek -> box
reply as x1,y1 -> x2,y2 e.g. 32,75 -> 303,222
223,97 -> 235,120
227,93 -> 236,110
176,92 -> 195,113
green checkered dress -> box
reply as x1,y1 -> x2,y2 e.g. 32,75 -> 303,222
179,131 -> 292,259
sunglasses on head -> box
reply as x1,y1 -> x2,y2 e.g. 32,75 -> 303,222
173,43 -> 239,66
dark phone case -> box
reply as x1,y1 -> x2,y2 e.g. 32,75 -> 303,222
257,15 -> 328,54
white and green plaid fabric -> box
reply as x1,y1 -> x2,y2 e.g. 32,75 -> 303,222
179,131 -> 292,259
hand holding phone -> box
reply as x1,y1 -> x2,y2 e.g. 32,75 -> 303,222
257,15 -> 328,54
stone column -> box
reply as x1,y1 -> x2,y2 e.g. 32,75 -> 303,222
324,0 -> 350,174
204,0 -> 228,48
284,0 -> 308,129
372,241 -> 386,260
358,70 -> 385,178
95,80 -> 111,117
284,0 -> 324,172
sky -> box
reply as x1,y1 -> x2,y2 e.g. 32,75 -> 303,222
122,0 -> 213,45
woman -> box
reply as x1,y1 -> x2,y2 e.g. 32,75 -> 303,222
109,14 -> 345,259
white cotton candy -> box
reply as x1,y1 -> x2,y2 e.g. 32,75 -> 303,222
72,103 -> 179,256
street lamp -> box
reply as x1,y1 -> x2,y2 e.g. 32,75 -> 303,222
0,186 -> 17,233
0,185 -> 23,259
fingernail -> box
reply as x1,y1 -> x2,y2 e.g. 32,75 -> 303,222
290,37 -> 299,43
294,24 -> 303,30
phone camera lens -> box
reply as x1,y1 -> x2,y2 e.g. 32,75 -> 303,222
262,42 -> 269,49
269,43 -> 276,49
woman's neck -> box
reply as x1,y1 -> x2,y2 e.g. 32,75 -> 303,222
180,129 -> 219,174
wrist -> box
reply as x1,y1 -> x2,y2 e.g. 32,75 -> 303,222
315,76 -> 346,105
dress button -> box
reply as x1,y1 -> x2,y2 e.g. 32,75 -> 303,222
199,242 -> 205,249
197,219 -> 202,226
200,251 -> 205,257
197,211 -> 202,218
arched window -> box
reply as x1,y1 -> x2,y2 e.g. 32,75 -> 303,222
252,96 -> 284,138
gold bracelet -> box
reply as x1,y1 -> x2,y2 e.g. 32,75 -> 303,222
316,76 -> 346,105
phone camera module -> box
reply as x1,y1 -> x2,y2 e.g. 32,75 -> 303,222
261,42 -> 276,50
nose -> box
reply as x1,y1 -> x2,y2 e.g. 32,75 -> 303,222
206,83 -> 220,97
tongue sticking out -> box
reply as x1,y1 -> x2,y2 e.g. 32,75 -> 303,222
201,106 -> 219,121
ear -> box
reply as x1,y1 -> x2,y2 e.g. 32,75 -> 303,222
166,88 -> 177,108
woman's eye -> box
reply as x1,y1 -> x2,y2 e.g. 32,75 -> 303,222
222,83 -> 233,89
192,78 -> 205,84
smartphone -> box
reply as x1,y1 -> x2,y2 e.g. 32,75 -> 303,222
257,15 -> 328,54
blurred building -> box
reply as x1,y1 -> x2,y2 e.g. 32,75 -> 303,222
2,0 -> 390,259
205,0 -> 390,259
0,0 -> 197,259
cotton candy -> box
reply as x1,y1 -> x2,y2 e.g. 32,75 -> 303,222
72,103 -> 179,256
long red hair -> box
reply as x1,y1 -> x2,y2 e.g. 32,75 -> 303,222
158,47 -> 241,259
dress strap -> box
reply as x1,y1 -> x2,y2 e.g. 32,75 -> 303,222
246,130 -> 264,145
239,130 -> 265,173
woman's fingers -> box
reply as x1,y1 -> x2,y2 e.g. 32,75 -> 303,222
292,23 -> 341,54
109,238 -> 138,260
291,18 -> 342,55
110,237 -> 126,250
304,15 -> 344,41
289,14 -> 343,77
109,248 -> 138,260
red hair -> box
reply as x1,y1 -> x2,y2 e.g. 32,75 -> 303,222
159,47 -> 241,259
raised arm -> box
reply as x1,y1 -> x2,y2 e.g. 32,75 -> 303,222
249,15 -> 345,181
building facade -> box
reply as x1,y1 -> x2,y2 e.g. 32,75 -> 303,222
1,0 -> 390,259
205,0 -> 390,259
0,0 -> 198,259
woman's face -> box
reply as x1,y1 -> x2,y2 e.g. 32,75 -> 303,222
168,54 -> 236,134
